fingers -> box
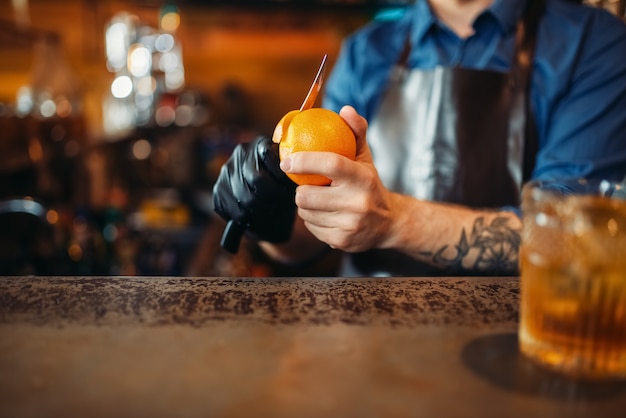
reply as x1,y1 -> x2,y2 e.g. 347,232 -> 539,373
257,137 -> 293,185
339,105 -> 372,162
296,199 -> 359,249
280,151 -> 357,186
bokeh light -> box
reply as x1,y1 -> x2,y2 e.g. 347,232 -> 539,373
132,139 -> 152,160
111,75 -> 133,98
128,45 -> 152,77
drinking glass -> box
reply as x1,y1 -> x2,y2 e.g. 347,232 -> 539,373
519,178 -> 626,379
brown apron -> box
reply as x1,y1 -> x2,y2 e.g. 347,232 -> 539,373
342,1 -> 543,277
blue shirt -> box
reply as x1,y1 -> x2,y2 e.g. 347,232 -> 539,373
323,0 -> 626,184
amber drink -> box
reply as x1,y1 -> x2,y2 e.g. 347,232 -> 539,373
519,179 -> 626,379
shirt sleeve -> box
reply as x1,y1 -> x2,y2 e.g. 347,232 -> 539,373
322,37 -> 360,115
532,8 -> 626,183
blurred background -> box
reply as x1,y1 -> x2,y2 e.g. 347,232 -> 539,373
0,0 -> 623,277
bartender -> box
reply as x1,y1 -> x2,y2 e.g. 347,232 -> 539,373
212,0 -> 626,277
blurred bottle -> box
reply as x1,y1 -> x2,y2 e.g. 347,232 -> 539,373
28,33 -> 82,120
16,32 -> 86,207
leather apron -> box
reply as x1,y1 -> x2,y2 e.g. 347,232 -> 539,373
342,1 -> 543,277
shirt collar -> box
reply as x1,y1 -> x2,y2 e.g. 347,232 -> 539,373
410,0 -> 437,45
410,0 -> 528,43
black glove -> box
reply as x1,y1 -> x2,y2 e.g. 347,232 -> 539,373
213,136 -> 297,253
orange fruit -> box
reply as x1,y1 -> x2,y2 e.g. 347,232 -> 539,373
272,108 -> 356,186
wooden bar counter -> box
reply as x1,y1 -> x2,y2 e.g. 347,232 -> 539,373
1,276 -> 625,417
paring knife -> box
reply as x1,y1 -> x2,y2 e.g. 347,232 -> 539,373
220,54 -> 329,254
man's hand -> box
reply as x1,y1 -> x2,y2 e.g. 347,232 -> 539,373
279,106 -> 397,252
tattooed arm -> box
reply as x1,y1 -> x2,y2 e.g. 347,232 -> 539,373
429,215 -> 522,274
387,194 -> 523,275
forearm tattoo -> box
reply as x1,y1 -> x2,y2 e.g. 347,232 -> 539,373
425,216 -> 521,274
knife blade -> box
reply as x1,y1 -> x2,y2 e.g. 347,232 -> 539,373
299,54 -> 328,111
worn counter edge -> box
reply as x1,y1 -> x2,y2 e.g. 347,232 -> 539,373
0,275 -> 520,327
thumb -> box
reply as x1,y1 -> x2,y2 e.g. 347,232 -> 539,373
339,105 -> 373,163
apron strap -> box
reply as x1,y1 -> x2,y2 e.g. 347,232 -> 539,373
511,0 -> 545,181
